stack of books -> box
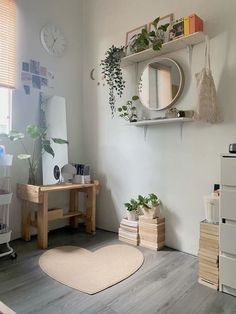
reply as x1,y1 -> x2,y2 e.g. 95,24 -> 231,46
139,216 -> 165,250
118,218 -> 139,246
198,220 -> 219,290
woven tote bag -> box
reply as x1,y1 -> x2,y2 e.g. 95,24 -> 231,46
194,36 -> 222,123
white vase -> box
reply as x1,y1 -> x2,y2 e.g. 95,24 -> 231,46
141,205 -> 160,219
127,210 -> 138,221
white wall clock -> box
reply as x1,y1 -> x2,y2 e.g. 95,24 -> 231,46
40,24 -> 66,57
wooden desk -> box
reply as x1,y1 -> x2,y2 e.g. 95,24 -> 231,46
17,181 -> 99,249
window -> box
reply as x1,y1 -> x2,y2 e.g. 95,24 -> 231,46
0,87 -> 11,133
0,0 -> 16,133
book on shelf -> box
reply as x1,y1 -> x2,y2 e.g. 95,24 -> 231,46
119,236 -> 138,246
184,16 -> 190,36
140,240 -> 165,250
121,218 -> 138,227
139,226 -> 165,235
139,216 -> 165,224
118,228 -> 139,240
139,232 -> 165,243
119,224 -> 138,233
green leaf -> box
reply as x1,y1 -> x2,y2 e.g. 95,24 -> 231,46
42,143 -> 55,158
26,125 -> 45,140
122,106 -> 127,111
18,154 -> 31,159
152,17 -> 160,27
153,41 -> 162,51
132,95 -> 139,101
158,23 -> 169,32
52,138 -> 69,144
8,130 -> 24,141
117,107 -> 122,112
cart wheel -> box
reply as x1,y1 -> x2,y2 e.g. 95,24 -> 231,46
11,252 -> 17,260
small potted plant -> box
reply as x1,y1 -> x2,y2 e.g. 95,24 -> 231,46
117,95 -> 139,122
138,193 -> 161,218
124,198 -> 139,221
148,17 -> 169,51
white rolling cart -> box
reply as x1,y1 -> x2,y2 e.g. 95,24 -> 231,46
0,154 -> 17,259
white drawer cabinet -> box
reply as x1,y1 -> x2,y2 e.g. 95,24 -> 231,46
220,223 -> 236,255
219,256 -> 236,290
221,157 -> 236,186
220,190 -> 236,220
220,155 -> 236,295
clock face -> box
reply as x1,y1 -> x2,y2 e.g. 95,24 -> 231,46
40,24 -> 66,57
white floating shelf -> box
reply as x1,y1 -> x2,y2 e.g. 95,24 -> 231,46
128,117 -> 193,127
121,32 -> 205,68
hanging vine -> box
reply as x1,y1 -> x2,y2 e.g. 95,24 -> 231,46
100,45 -> 125,117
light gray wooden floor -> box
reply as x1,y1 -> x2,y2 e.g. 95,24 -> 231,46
0,227 -> 236,314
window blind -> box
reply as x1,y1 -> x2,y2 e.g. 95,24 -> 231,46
0,0 -> 16,89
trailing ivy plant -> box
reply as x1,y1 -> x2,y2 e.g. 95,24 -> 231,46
100,45 -> 126,117
117,95 -> 139,122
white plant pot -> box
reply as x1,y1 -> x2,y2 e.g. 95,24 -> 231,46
127,210 -> 138,221
141,205 -> 160,219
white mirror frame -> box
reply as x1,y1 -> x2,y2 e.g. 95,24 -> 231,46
138,58 -> 184,111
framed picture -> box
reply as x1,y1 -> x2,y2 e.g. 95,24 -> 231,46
148,13 -> 174,43
125,24 -> 147,55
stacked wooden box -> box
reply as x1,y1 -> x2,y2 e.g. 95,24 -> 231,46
119,218 -> 139,246
198,220 -> 219,290
139,216 -> 165,250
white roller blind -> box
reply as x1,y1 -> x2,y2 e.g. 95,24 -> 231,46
0,0 -> 16,89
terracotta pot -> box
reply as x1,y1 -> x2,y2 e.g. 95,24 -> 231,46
127,210 -> 138,221
141,205 -> 160,219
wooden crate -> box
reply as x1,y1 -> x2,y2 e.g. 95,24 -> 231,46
198,220 -> 219,290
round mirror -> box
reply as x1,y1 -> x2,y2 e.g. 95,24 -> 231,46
138,58 -> 184,111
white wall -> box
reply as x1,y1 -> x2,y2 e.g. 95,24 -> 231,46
2,0 -> 84,239
82,0 -> 236,255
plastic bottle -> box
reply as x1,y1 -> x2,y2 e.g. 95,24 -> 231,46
0,145 -> 5,156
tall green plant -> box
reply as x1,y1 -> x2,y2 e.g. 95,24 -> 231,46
1,125 -> 68,185
100,45 -> 126,117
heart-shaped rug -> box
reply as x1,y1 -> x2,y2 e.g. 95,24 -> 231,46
39,244 -> 144,294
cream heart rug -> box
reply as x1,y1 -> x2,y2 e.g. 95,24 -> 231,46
39,244 -> 144,294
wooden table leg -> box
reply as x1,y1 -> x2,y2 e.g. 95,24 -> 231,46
69,190 -> 79,228
37,192 -> 48,249
85,186 -> 96,234
21,200 -> 31,241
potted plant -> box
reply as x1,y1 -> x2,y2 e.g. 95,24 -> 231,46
129,28 -> 150,54
117,95 -> 139,122
100,45 -> 126,117
1,125 -> 68,185
124,198 -> 139,221
138,193 -> 161,218
128,17 -> 169,54
148,17 -> 170,51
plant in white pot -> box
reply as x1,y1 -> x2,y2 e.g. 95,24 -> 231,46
124,198 -> 139,221
138,193 -> 161,219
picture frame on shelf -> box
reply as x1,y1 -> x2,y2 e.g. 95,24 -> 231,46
170,18 -> 184,40
125,24 -> 148,56
148,13 -> 174,43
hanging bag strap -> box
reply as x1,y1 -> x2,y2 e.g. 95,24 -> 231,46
204,35 -> 211,70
